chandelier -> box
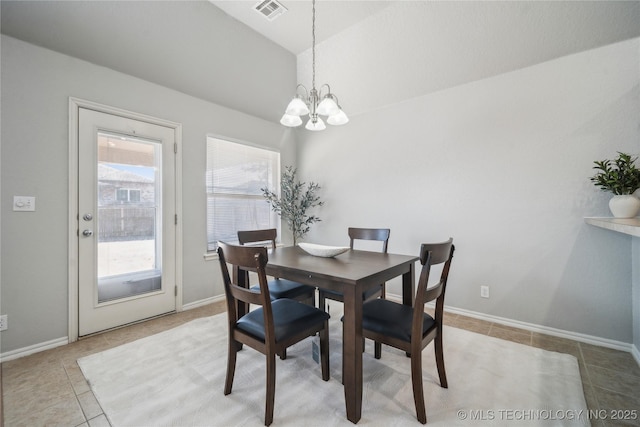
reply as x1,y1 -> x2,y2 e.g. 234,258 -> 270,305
280,0 -> 348,131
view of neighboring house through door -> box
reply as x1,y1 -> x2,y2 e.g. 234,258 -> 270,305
70,100 -> 182,337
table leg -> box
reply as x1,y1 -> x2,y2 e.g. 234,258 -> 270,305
403,261 -> 416,357
342,285 -> 363,423
402,261 -> 415,306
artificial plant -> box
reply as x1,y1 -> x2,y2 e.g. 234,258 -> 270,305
590,152 -> 640,195
261,166 -> 324,245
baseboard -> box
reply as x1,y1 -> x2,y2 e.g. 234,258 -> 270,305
3,293 -> 636,366
387,292 -> 636,357
632,343 -> 640,366
0,296 -> 225,363
446,304 -> 633,352
0,336 -> 68,363
182,294 -> 225,311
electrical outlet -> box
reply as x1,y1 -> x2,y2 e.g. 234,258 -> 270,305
0,314 -> 7,331
480,286 -> 490,299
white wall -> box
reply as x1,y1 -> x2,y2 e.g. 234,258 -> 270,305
0,35 -> 297,353
298,39 -> 640,343
297,1 -> 640,120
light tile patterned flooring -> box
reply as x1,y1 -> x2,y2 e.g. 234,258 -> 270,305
1,301 -> 639,426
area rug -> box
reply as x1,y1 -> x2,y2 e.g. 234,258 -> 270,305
78,312 -> 589,426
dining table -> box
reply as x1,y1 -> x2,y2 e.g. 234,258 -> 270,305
263,245 -> 419,424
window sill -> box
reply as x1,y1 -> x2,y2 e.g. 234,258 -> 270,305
203,251 -> 219,262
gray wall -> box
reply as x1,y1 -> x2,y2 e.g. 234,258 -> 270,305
0,35 -> 297,353
298,38 -> 640,344
634,239 -> 640,354
0,0 -> 293,123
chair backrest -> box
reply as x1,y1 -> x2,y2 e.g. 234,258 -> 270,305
238,229 -> 277,249
414,238 -> 455,328
217,241 -> 275,330
348,227 -> 390,252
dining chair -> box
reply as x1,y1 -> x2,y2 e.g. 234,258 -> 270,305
318,227 -> 390,309
360,238 -> 454,424
238,229 -> 316,305
238,229 -> 317,360
217,241 -> 330,426
319,227 -> 390,357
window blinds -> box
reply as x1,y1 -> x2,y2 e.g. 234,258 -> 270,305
206,137 -> 280,251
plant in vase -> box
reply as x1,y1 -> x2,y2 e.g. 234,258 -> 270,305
590,152 -> 640,218
261,166 -> 324,245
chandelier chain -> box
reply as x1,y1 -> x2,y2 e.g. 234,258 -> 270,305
280,0 -> 348,130
312,0 -> 316,90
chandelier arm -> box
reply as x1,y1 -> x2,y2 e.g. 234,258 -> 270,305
330,93 -> 340,108
318,83 -> 331,98
296,84 -> 309,100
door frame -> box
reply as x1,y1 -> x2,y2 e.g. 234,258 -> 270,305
68,97 -> 183,342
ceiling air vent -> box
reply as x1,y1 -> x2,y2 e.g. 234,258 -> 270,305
254,0 -> 288,21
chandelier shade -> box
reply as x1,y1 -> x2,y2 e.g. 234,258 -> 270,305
327,109 -> 349,126
280,114 -> 303,127
305,117 -> 326,131
317,95 -> 340,116
284,97 -> 310,116
281,0 -> 348,131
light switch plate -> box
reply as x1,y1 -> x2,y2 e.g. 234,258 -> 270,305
13,196 -> 36,211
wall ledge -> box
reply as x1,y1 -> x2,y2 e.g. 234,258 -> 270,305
585,217 -> 640,237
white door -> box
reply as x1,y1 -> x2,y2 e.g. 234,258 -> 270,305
78,108 -> 176,336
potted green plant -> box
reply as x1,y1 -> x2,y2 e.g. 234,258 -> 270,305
590,152 -> 640,218
261,166 -> 324,245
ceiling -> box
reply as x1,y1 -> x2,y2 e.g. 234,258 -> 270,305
1,1 -> 639,123
209,1 -> 392,55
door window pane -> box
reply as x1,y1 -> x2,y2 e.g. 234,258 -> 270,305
97,132 -> 162,302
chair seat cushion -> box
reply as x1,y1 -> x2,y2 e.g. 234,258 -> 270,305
321,284 -> 383,301
250,279 -> 315,301
237,299 -> 330,343
361,298 -> 435,343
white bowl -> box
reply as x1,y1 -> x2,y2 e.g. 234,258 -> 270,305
298,243 -> 349,258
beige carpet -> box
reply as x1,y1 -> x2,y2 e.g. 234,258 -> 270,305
78,312 -> 589,426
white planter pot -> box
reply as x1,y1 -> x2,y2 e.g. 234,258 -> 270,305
609,194 -> 640,218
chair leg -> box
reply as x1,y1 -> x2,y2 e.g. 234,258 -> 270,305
410,351 -> 427,424
280,349 -> 287,360
320,321 -> 330,381
374,341 -> 382,359
224,338 -> 238,395
265,353 -> 276,426
307,292 -> 316,308
435,330 -> 448,388
318,291 -> 326,312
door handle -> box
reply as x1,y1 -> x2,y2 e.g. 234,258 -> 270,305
82,230 -> 93,237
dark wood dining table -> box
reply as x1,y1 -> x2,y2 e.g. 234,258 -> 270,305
265,245 -> 419,424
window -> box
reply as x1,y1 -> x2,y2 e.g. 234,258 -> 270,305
116,188 -> 141,203
206,136 -> 280,251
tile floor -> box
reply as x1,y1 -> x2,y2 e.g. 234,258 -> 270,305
1,301 -> 639,426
